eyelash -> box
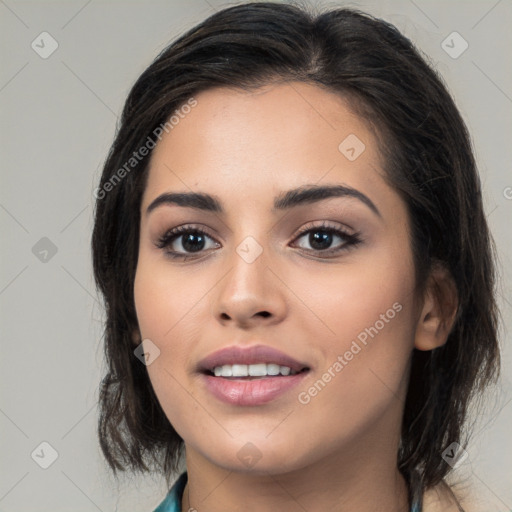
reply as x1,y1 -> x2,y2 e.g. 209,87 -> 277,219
155,221 -> 363,261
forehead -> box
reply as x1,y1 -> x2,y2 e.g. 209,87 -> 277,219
142,82 -> 389,214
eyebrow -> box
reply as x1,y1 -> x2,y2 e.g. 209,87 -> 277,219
145,184 -> 381,218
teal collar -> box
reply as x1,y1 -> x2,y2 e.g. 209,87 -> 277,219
153,472 -> 188,512
153,472 -> 422,511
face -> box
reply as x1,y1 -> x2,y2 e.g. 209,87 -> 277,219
134,82 -> 420,475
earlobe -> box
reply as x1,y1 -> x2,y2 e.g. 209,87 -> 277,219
414,263 -> 458,352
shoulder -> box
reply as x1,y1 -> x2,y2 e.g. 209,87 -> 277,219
422,480 -> 480,512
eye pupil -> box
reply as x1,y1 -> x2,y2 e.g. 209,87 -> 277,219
182,233 -> 206,252
310,231 -> 333,250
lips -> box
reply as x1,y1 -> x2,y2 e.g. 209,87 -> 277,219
197,344 -> 310,375
197,344 -> 311,406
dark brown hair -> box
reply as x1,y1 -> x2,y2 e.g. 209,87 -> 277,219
91,0 -> 500,500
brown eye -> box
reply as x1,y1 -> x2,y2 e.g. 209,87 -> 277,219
156,225 -> 220,259
292,222 -> 362,257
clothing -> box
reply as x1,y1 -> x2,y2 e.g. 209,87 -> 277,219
153,472 -> 188,512
153,471 -> 422,511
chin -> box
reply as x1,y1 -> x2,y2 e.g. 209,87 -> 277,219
197,437 -> 311,476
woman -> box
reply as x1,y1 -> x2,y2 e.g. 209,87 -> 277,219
91,2 -> 500,511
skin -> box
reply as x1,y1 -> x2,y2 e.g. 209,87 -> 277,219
133,82 -> 458,511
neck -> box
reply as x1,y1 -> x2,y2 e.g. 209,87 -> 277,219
181,435 -> 410,512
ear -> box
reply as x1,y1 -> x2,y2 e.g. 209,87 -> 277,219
414,262 -> 458,351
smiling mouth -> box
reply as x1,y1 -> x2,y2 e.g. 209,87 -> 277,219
200,360 -> 311,406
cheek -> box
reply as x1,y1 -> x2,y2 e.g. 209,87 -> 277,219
133,255 -> 221,373
291,244 -> 416,416
134,257 -> 204,341
133,261 -> 205,435
289,236 -> 415,358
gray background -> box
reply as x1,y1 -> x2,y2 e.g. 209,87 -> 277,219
0,0 -> 511,510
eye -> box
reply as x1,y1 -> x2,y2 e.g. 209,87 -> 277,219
156,221 -> 362,261
291,221 -> 362,256
156,225 -> 220,260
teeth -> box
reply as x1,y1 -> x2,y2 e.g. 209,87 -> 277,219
248,363 -> 267,376
267,363 -> 280,376
213,366 -> 225,377
232,364 -> 248,377
280,366 -> 291,376
211,363 -> 298,378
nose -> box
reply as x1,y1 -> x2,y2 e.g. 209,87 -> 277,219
212,242 -> 287,329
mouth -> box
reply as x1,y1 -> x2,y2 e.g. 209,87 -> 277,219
197,344 -> 311,405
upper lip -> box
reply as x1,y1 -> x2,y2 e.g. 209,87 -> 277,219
197,344 -> 310,374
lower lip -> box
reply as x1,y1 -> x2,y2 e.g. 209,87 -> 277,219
200,371 -> 309,406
